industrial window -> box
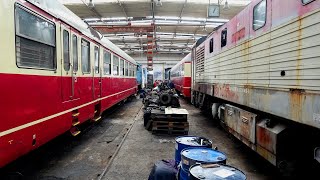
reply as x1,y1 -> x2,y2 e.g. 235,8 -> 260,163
81,39 -> 90,73
125,61 -> 129,76
120,59 -> 124,76
302,0 -> 315,4
209,38 -> 214,53
103,50 -> 111,75
94,46 -> 99,74
72,35 -> 78,72
221,28 -> 227,47
113,56 -> 119,75
253,0 -> 267,30
15,6 -> 56,70
63,30 -> 70,71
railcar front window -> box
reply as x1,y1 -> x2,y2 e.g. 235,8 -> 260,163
15,6 -> 56,70
103,50 -> 111,75
81,39 -> 90,73
63,30 -> 70,71
113,56 -> 119,75
253,0 -> 267,30
72,35 -> 78,72
94,46 -> 99,74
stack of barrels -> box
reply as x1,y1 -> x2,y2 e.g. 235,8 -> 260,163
175,136 -> 246,180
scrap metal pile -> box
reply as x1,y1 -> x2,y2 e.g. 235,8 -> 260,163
142,83 -> 189,135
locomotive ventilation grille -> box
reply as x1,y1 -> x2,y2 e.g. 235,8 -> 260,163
195,46 -> 205,77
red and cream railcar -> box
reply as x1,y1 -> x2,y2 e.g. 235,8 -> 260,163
191,0 -> 320,170
0,0 -> 138,167
170,53 -> 192,98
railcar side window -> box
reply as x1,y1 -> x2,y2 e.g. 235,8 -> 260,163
302,0 -> 315,4
120,59 -> 124,76
129,63 -> 132,77
94,46 -> 99,74
81,39 -> 90,73
133,64 -> 135,77
63,30 -> 70,71
209,38 -> 214,53
221,28 -> 227,47
103,50 -> 111,75
125,61 -> 129,76
253,0 -> 267,30
15,6 -> 56,70
113,56 -> 119,75
72,35 -> 78,72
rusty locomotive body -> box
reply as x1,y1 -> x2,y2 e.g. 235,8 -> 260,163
189,0 -> 320,171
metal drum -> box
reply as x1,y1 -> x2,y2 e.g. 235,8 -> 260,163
189,164 -> 246,180
180,147 -> 226,171
179,166 -> 189,180
175,136 -> 212,166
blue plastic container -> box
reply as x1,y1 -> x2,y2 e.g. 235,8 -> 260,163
189,164 -> 246,180
179,166 -> 189,180
175,136 -> 212,166
180,147 -> 227,171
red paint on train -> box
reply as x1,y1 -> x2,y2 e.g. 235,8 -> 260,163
0,73 -> 137,167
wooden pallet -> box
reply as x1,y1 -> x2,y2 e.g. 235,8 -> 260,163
152,121 -> 189,135
150,109 -> 187,122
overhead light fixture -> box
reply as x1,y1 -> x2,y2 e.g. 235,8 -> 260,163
88,0 -> 94,8
223,0 -> 230,10
156,0 -> 162,7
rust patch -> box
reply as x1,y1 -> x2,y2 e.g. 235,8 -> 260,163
289,89 -> 304,121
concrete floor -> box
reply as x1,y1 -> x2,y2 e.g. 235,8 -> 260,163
1,97 -> 281,180
102,98 -> 279,180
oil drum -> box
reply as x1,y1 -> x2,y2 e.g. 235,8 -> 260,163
175,136 -> 212,166
189,164 -> 246,180
180,147 -> 226,172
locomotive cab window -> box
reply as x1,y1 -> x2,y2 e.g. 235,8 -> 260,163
63,30 -> 70,71
103,50 -> 111,75
221,28 -> 227,47
113,56 -> 119,76
94,46 -> 99,74
302,0 -> 315,4
81,39 -> 90,73
72,35 -> 78,72
15,6 -> 56,70
253,0 -> 267,30
209,38 -> 214,53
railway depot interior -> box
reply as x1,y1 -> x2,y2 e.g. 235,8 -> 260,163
1,0 -> 320,179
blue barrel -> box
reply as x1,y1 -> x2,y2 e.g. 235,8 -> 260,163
179,166 -> 189,180
189,164 -> 246,180
175,136 -> 212,166
180,148 -> 227,171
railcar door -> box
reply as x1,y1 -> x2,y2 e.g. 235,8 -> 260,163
93,45 -> 102,99
61,24 -> 73,102
71,33 -> 80,100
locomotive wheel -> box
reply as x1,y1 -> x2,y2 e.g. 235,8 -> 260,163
159,93 -> 171,106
